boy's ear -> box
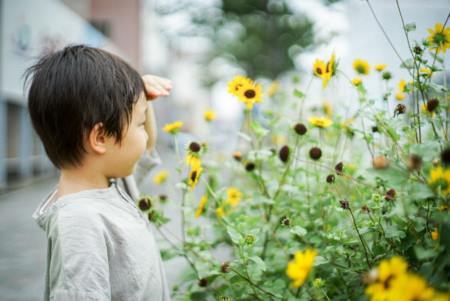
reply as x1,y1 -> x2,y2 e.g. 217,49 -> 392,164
88,123 -> 108,154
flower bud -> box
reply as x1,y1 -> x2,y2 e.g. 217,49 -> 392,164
280,215 -> 291,226
294,123 -> 307,135
232,151 -> 242,161
326,174 -> 335,183
394,104 -> 406,116
198,278 -> 208,287
189,142 -> 201,153
372,155 -> 389,169
339,199 -> 350,210
309,147 -> 322,161
138,196 -> 152,211
245,162 -> 256,172
335,162 -> 343,175
384,188 -> 396,201
244,234 -> 255,245
279,145 -> 290,163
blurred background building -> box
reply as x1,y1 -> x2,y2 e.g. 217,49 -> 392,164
0,0 -> 448,299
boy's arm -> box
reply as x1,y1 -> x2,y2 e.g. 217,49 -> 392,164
48,204 -> 111,300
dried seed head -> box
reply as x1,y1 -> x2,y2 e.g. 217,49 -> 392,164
279,145 -> 290,163
385,188 -> 396,201
294,123 -> 307,135
339,199 -> 350,210
371,126 -> 379,133
413,46 -> 423,55
335,162 -> 344,175
138,196 -> 152,211
361,205 -> 370,213
245,161 -> 256,172
326,174 -> 335,183
198,278 -> 208,287
394,104 -> 406,116
426,99 -> 439,112
280,215 -> 291,226
407,154 -> 423,171
220,262 -> 230,273
309,147 -> 322,161
441,147 -> 450,167
189,142 -> 201,153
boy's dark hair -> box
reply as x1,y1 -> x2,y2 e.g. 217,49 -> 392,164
24,45 -> 146,169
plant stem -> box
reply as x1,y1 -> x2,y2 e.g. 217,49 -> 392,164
348,207 -> 372,269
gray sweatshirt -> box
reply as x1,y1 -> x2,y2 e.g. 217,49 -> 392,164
32,149 -> 171,301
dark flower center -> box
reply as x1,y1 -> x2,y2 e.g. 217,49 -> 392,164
244,89 -> 256,99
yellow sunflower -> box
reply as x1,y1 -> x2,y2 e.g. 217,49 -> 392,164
309,116 -> 333,128
375,64 -> 387,72
237,80 -> 263,109
204,110 -> 216,122
352,77 -> 362,86
163,121 -> 183,134
216,206 -> 225,219
225,187 -> 243,208
195,195 -> 208,218
286,249 -> 317,288
188,164 -> 203,190
427,22 -> 450,53
428,165 -> 450,196
365,256 -> 408,301
353,59 -> 370,75
227,75 -> 252,96
153,170 -> 169,185
313,53 -> 337,89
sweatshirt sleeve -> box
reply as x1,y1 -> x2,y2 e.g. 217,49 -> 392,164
48,203 -> 111,300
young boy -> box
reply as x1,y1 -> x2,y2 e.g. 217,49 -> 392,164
27,45 -> 172,300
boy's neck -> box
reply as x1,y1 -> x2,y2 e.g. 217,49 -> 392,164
57,166 -> 111,199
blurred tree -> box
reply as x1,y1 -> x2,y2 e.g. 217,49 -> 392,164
156,0 -> 340,83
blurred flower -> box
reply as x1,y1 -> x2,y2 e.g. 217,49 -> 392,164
153,170 -> 169,185
313,53 -> 337,89
375,64 -> 387,72
373,155 -> 390,169
225,187 -> 243,208
398,79 -> 407,92
188,164 -> 203,190
427,22 -> 450,54
189,142 -> 201,153
395,92 -> 406,101
353,59 -> 370,75
387,273 -> 439,301
431,228 -> 439,241
419,67 -> 433,78
365,256 -> 408,301
322,100 -> 333,117
309,116 -> 332,128
227,75 -> 252,96
216,206 -> 225,219
267,81 -> 280,97
227,76 -> 263,110
428,165 -> 450,196
421,103 -> 436,117
163,121 -> 183,134
186,153 -> 201,168
195,195 -> 208,218
352,77 -> 362,86
286,249 -> 317,288
204,110 -> 216,122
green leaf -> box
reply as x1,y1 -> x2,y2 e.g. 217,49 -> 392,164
293,88 -> 305,99
226,226 -> 242,245
249,255 -> 266,271
250,120 -> 269,138
290,226 -> 308,237
404,22 -> 416,32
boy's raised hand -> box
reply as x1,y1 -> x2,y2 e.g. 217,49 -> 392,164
142,74 -> 172,100
141,74 -> 172,151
